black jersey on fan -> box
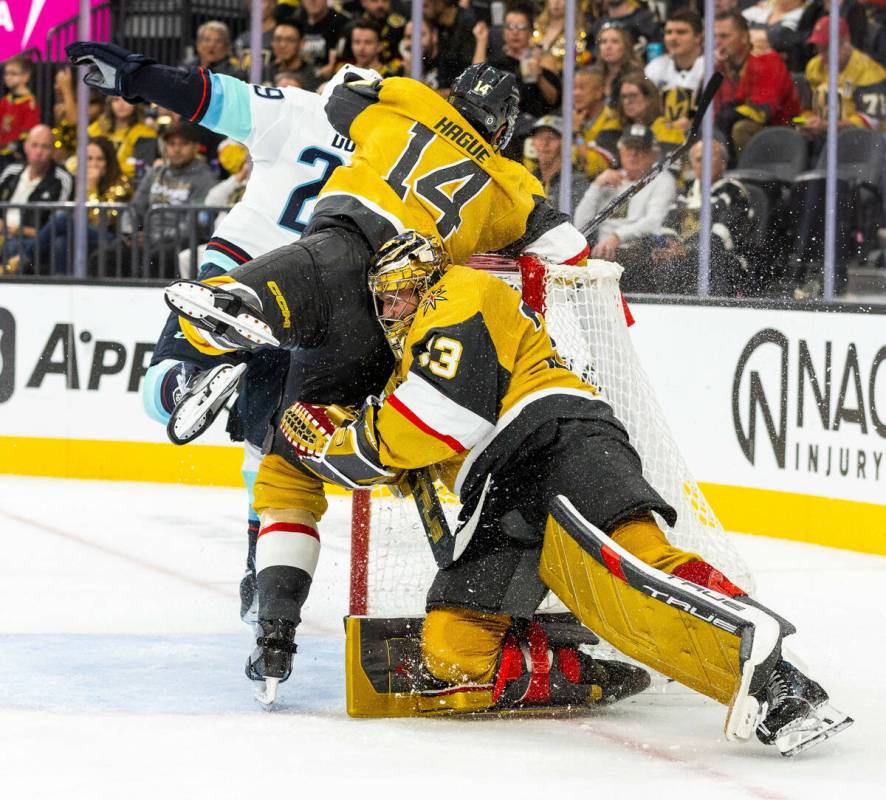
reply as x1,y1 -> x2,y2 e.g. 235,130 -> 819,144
297,6 -> 349,67
489,54 -> 562,118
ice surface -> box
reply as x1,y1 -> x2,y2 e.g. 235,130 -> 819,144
1,476 -> 883,799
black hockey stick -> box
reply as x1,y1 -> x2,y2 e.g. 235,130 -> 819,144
581,71 -> 724,238
405,468 -> 454,566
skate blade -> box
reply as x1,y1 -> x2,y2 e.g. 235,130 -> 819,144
168,363 -> 246,444
165,282 -> 280,348
777,705 -> 854,757
254,677 -> 280,710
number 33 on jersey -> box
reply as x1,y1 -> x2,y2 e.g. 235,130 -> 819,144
374,265 -> 595,479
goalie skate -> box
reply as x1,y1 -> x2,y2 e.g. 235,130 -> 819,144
164,280 -> 279,350
754,660 -> 853,757
167,363 -> 247,445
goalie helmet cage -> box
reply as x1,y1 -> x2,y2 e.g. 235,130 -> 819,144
349,255 -> 754,617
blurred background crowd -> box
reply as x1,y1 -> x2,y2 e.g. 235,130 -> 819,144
2,0 -> 885,300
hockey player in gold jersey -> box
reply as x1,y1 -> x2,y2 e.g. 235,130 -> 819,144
279,231 -> 852,754
166,64 -> 588,355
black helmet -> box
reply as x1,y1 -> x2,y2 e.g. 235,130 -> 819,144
449,63 -> 520,150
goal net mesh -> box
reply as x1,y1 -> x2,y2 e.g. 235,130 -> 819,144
353,259 -> 753,618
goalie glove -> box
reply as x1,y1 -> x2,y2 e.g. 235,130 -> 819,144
279,399 -> 401,489
66,41 -> 156,103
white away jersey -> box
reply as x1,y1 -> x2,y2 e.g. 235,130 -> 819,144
195,73 -> 357,270
644,55 -> 705,122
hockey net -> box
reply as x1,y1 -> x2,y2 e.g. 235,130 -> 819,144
349,256 -> 753,618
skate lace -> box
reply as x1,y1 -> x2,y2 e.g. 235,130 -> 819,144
767,666 -> 792,709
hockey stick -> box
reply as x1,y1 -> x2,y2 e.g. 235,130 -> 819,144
405,468 -> 454,565
406,470 -> 490,569
581,71 -> 724,238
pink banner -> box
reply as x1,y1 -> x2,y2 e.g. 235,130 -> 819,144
1,0 -> 108,62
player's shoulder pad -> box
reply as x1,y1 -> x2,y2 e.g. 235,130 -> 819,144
325,79 -> 382,137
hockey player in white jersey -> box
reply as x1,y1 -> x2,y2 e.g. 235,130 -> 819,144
65,40 -> 382,622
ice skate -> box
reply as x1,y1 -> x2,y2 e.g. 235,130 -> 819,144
167,362 -> 247,445
246,619 -> 297,708
164,279 -> 279,351
755,660 -> 853,756
492,622 -> 651,710
586,656 -> 652,705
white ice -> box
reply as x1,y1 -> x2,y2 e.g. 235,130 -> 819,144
1,475 -> 883,800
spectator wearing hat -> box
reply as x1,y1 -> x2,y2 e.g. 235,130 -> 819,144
799,15 -> 886,140
713,10 -> 800,160
529,115 -> 590,213
796,1 -> 869,67
573,124 -> 676,280
130,122 -> 218,275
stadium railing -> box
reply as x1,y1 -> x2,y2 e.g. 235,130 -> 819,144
0,202 -> 231,281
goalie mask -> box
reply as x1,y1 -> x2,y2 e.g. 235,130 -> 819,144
368,231 -> 448,358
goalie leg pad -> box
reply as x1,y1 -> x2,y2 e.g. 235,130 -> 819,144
538,496 -> 785,740
345,615 -> 496,717
345,612 -> 634,718
610,515 -> 703,575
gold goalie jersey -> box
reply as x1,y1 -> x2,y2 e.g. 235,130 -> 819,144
318,77 -> 588,266
373,266 -> 600,498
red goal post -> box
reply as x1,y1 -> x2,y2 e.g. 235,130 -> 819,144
349,255 -> 753,617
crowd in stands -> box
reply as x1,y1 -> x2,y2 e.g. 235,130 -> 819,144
1,0 -> 885,298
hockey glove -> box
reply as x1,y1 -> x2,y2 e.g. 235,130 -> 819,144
66,41 -> 156,103
279,400 -> 402,489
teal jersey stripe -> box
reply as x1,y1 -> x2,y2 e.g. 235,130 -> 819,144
201,73 -> 252,141
142,359 -> 180,424
202,248 -> 240,273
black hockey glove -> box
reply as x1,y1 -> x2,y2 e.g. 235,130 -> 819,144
66,41 -> 155,103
